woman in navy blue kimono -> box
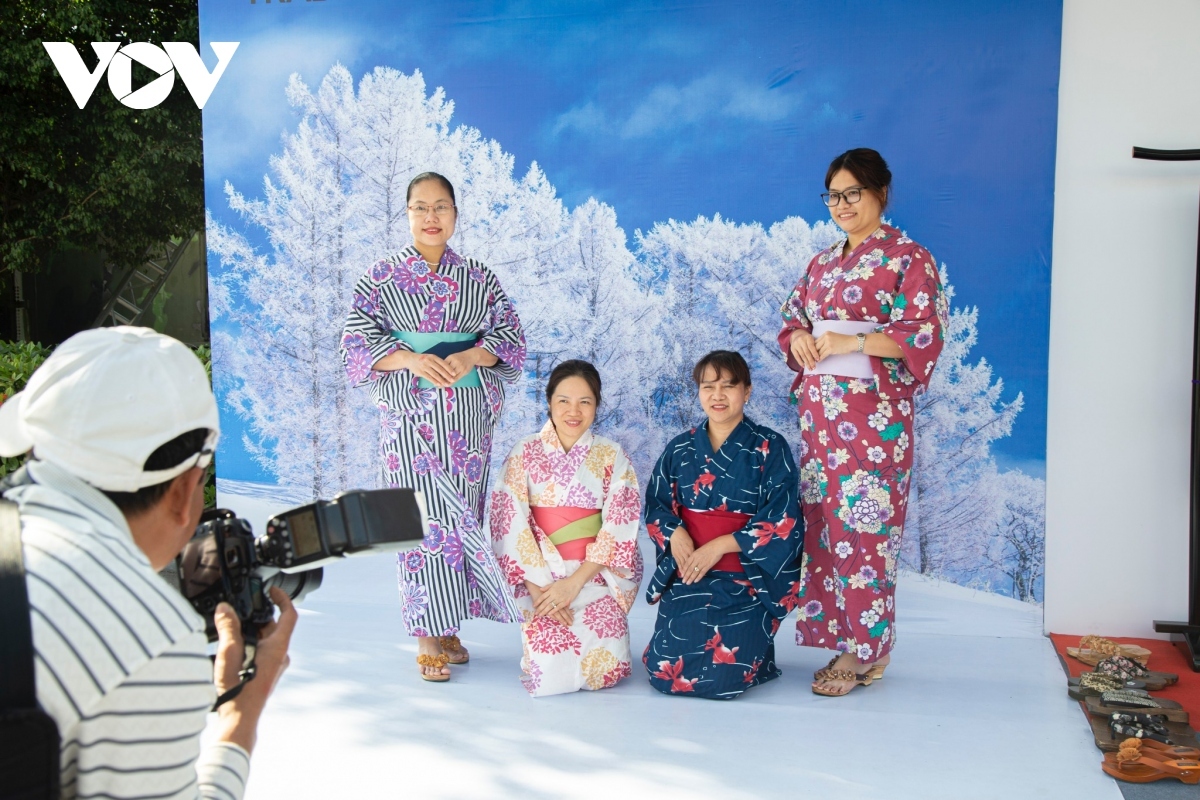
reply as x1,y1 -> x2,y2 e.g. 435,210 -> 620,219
644,350 -> 803,699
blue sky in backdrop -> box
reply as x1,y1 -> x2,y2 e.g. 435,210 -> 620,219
199,0 -> 1062,483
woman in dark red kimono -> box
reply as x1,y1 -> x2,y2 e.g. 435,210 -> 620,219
777,149 -> 947,696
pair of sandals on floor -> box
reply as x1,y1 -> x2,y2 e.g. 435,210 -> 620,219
416,636 -> 470,682
1081,687 -> 1188,722
1068,654 -> 1178,697
1102,736 -> 1200,785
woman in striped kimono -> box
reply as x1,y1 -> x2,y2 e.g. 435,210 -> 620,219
341,172 -> 527,681
489,360 -> 643,697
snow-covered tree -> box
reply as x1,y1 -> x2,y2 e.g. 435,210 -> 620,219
208,64 -> 659,495
903,274 -> 1024,580
983,470 -> 1047,601
635,214 -> 841,437
556,200 -> 661,461
208,62 -> 1046,601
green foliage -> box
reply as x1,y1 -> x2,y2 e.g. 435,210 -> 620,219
0,1 -> 204,273
193,343 -> 211,382
0,340 -> 215,505
0,341 -> 51,478
151,287 -> 172,332
191,345 -> 215,508
0,341 -> 52,399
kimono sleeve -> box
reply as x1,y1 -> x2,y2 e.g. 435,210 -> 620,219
644,438 -> 686,604
777,256 -> 818,374
477,271 -> 527,383
489,442 -> 553,591
586,446 -> 643,608
876,246 -> 947,399
340,267 -> 413,389
729,436 -> 803,619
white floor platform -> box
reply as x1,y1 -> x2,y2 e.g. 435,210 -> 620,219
213,488 -> 1124,800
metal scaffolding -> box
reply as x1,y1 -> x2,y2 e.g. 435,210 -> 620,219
92,231 -> 199,328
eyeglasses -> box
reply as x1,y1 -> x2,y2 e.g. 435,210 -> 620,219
407,203 -> 456,217
820,187 -> 864,207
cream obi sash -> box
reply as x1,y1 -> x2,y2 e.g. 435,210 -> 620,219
809,320 -> 878,380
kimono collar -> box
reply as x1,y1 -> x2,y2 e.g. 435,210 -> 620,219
539,419 -> 595,456
402,244 -> 465,271
694,416 -> 753,459
832,223 -> 894,262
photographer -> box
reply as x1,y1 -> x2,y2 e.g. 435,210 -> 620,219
0,327 -> 295,799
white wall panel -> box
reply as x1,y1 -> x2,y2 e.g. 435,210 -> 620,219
1046,0 -> 1200,634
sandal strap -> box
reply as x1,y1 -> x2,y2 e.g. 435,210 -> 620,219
1108,714 -> 1166,734
1112,721 -> 1174,744
1098,655 -> 1148,678
439,635 -> 464,650
1081,672 -> 1124,691
417,653 -> 450,669
1080,635 -> 1121,657
1102,690 -> 1158,708
814,668 -> 858,682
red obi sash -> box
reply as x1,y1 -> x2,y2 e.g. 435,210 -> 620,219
679,507 -> 750,573
530,506 -> 601,561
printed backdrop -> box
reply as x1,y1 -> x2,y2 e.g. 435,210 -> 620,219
199,0 -> 1061,602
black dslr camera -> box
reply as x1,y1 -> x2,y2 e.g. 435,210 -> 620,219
165,488 -> 428,641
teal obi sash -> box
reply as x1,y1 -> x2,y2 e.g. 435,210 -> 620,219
391,331 -> 483,389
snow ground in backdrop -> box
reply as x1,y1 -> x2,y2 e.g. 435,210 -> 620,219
212,485 -> 1118,800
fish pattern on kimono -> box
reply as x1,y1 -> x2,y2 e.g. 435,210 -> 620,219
643,418 -> 802,700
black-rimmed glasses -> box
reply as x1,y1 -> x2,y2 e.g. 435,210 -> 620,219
820,187 -> 863,207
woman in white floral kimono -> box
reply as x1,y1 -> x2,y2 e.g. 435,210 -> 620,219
489,360 -> 643,697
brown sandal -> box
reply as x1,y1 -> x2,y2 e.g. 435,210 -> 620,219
1068,636 -> 1151,667
812,656 -> 884,697
439,635 -> 469,665
1085,693 -> 1190,724
416,653 -> 450,682
1102,739 -> 1200,784
1088,712 -> 1199,752
812,656 -> 886,681
1137,738 -> 1200,761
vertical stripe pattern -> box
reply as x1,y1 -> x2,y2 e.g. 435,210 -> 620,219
341,246 -> 527,636
8,460 -> 250,799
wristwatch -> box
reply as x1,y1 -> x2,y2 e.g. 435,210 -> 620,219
856,333 -> 867,353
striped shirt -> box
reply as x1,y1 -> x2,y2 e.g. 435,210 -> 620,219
7,460 -> 250,799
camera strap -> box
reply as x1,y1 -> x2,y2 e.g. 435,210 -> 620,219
0,496 -> 63,798
0,499 -> 35,710
212,638 -> 258,710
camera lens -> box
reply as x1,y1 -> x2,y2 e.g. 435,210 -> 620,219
262,567 -> 323,604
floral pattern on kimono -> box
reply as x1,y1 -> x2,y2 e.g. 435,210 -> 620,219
489,422 -> 643,697
777,224 -> 946,663
643,418 -> 802,700
341,245 -> 526,635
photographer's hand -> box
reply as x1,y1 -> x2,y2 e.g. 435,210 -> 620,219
212,587 -> 298,754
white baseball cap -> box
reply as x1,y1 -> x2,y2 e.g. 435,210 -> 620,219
0,327 -> 220,493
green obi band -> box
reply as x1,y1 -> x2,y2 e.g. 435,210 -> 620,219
547,512 -> 602,545
391,331 -> 482,389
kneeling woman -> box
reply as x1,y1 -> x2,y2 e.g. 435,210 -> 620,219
490,360 -> 644,697
644,351 -> 802,700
